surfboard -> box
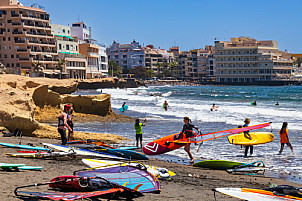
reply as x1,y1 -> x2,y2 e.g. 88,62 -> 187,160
5,151 -> 74,159
193,160 -> 243,170
94,148 -> 149,160
82,159 -> 175,180
42,143 -> 123,160
215,188 -> 302,200
76,164 -> 161,194
0,142 -> 50,151
18,166 -> 43,170
143,122 -> 271,155
119,105 -> 128,112
0,163 -> 25,170
228,132 -> 275,146
16,189 -> 124,201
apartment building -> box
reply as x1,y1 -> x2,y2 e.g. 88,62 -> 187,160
51,23 -> 87,79
143,45 -> 175,75
71,21 -> 107,78
0,0 -> 58,77
214,37 -> 293,83
107,39 -> 145,71
178,48 -> 213,81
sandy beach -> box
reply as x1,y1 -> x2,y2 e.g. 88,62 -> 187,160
1,135 -> 302,201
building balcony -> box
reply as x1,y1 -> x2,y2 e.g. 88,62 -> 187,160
16,49 -> 30,53
23,22 -> 51,30
21,14 -> 50,22
14,40 -> 26,44
12,31 -> 24,36
87,52 -> 99,57
27,40 -> 56,47
11,14 -> 20,18
11,22 -> 22,26
25,32 -> 54,38
215,60 -> 258,63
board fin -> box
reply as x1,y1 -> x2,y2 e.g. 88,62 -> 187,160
134,184 -> 143,191
122,182 -> 129,187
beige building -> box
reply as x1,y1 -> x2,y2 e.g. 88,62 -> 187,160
214,37 -> 293,83
51,23 -> 87,79
143,45 -> 175,76
178,47 -> 214,81
0,0 -> 59,77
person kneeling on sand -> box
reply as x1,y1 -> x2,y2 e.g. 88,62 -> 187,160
279,122 -> 294,154
180,116 -> 201,163
58,104 -> 72,145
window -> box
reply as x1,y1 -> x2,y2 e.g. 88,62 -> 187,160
11,54 -> 14,58
66,44 -> 69,50
11,63 -> 14,67
7,63 -> 9,67
8,37 -> 10,41
59,44 -> 62,50
63,29 -> 65,33
70,45 -> 73,51
3,37 -> 5,41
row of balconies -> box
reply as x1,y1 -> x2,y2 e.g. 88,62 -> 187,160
14,39 -> 55,46
11,30 -> 53,38
11,13 -> 50,21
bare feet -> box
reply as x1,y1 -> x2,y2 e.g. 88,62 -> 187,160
190,159 -> 194,163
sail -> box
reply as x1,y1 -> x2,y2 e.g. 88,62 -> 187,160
174,122 -> 271,144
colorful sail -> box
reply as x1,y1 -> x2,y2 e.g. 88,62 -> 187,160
76,164 -> 161,194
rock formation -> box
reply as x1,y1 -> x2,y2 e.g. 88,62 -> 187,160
0,75 -> 129,142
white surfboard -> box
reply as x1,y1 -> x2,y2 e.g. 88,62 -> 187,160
42,143 -> 123,160
215,188 -> 302,201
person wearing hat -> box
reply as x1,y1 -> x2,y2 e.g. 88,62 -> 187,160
58,104 -> 72,145
243,118 -> 253,157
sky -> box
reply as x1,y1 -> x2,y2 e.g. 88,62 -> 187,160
21,0 -> 302,53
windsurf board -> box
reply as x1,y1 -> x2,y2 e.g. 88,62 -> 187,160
228,132 -> 275,146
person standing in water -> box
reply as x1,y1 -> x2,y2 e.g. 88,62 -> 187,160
243,118 -> 253,157
134,118 -> 146,148
181,116 -> 201,163
121,102 -> 126,112
210,104 -> 219,111
279,122 -> 294,154
163,100 -> 169,111
58,104 -> 72,145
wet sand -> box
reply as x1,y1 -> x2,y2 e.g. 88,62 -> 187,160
1,135 -> 302,201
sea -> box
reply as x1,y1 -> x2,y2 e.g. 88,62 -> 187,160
74,85 -> 302,184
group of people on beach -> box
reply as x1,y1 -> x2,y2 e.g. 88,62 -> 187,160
57,101 -> 294,163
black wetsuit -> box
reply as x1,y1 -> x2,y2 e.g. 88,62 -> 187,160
243,123 -> 253,156
181,123 -> 199,138
58,113 -> 67,145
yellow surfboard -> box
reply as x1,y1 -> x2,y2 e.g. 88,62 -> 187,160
228,132 -> 274,146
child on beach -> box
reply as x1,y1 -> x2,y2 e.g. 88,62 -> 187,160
58,104 -> 72,145
279,122 -> 294,154
134,118 -> 146,148
181,116 -> 201,163
243,118 -> 253,157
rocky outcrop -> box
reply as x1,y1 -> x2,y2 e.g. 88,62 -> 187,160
0,75 -> 117,137
77,77 -> 127,89
61,94 -> 112,116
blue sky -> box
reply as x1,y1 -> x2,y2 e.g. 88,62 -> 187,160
21,0 -> 301,52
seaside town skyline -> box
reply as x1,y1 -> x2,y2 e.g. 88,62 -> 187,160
0,0 -> 301,84
21,0 -> 301,53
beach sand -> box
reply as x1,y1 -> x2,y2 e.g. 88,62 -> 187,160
1,136 -> 302,201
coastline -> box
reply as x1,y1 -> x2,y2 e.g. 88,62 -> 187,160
1,135 -> 302,201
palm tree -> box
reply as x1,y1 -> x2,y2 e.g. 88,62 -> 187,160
32,61 -> 44,77
294,57 -> 302,68
57,58 -> 66,79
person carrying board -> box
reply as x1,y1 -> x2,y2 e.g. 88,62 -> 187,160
243,118 -> 253,157
181,116 -> 201,163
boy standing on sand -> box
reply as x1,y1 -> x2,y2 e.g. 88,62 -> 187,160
134,118 -> 146,148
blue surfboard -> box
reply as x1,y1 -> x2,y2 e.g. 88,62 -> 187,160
119,105 -> 128,112
0,142 -> 50,151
